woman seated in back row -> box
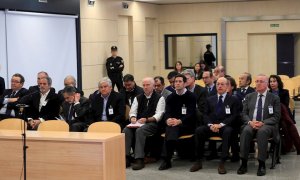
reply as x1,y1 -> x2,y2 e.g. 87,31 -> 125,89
269,75 -> 300,154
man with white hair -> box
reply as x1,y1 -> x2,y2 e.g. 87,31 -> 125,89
90,77 -> 125,128
123,77 -> 165,170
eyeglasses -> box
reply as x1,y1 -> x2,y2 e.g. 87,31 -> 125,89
11,80 -> 21,84
255,80 -> 267,84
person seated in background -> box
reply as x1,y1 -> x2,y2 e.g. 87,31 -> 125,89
269,74 -> 300,154
182,69 -> 207,126
0,73 -> 28,120
58,75 -> 84,103
90,77 -> 125,129
237,74 -> 281,176
123,77 -> 165,170
28,71 -> 55,93
216,65 -> 231,78
194,63 -> 202,80
226,77 -> 243,162
119,74 -> 143,107
159,74 -> 196,170
61,86 -> 90,132
20,77 -> 60,129
190,77 -> 239,174
165,71 -> 179,93
236,72 -> 255,100
202,71 -> 217,97
154,76 -> 172,100
174,61 -> 184,74
0,74 -> 5,96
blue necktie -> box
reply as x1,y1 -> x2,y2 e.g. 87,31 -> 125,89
256,94 -> 263,121
216,95 -> 223,115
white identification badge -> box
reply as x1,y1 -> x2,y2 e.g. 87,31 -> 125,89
182,105 -> 187,115
268,106 -> 273,114
225,106 -> 231,114
109,108 -> 114,115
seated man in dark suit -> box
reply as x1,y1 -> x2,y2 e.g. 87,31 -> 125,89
237,74 -> 281,176
165,71 -> 179,93
154,76 -> 172,100
202,71 -> 217,97
19,77 -> 60,129
119,74 -> 143,107
58,75 -> 84,104
236,72 -> 255,100
182,69 -> 207,126
0,73 -> 28,120
159,74 -> 196,170
61,86 -> 90,132
123,77 -> 165,170
0,75 -> 5,96
90,77 -> 125,129
190,77 -> 239,174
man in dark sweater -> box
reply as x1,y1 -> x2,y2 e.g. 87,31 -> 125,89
159,74 -> 197,170
123,77 -> 165,170
119,74 -> 143,107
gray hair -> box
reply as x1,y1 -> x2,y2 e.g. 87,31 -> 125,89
41,76 -> 52,86
142,77 -> 155,85
64,75 -> 77,86
98,77 -> 112,87
182,69 -> 195,78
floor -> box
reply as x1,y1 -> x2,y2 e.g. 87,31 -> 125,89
126,103 -> 300,180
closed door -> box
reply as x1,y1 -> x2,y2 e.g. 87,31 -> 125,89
277,34 -> 294,77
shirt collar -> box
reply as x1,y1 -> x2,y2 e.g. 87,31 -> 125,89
218,92 -> 227,99
144,92 -> 153,99
188,84 -> 196,93
101,93 -> 111,100
176,88 -> 187,95
257,90 -> 268,97
41,90 -> 50,97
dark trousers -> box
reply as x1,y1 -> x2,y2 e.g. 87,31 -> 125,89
109,74 -> 123,92
69,121 -> 87,132
195,125 -> 232,161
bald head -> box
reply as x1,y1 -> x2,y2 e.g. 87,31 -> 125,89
216,77 -> 228,95
142,77 -> 155,96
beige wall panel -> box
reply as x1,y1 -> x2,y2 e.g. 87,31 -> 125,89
226,59 -> 248,76
118,36 -> 130,74
226,40 -> 248,60
133,21 -> 146,42
248,34 -> 277,76
133,42 -> 146,62
82,65 -> 104,89
118,16 -> 129,36
80,0 -> 119,20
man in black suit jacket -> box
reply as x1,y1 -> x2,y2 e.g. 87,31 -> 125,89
57,75 -> 84,104
183,69 -> 207,126
236,72 -> 255,100
90,77 -> 125,128
119,74 -> 143,107
202,71 -> 217,97
237,74 -> 281,176
0,75 -> 5,96
20,77 -> 60,129
61,86 -> 90,132
0,73 -> 28,120
190,77 -> 239,174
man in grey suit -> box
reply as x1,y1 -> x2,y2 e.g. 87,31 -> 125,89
237,74 -> 281,176
154,76 -> 172,100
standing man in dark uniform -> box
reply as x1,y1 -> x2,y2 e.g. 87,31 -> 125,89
203,44 -> 216,69
106,46 -> 124,92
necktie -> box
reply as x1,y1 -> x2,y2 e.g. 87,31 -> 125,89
241,88 -> 246,94
216,95 -> 223,115
67,103 -> 74,122
208,87 -> 211,93
256,94 -> 263,121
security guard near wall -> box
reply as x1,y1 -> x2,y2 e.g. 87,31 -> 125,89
106,46 -> 124,91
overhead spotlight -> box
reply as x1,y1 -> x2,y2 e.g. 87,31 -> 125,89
88,0 -> 95,6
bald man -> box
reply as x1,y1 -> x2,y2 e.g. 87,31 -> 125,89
190,77 -> 239,174
237,74 -> 280,176
123,77 -> 165,170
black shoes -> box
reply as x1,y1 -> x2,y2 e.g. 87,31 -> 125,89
237,165 -> 247,175
218,162 -> 227,174
189,161 -> 203,172
158,160 -> 172,170
257,166 -> 266,176
126,156 -> 133,168
132,158 -> 145,170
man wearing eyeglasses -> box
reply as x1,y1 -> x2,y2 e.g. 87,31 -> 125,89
0,74 -> 28,120
237,74 -> 281,176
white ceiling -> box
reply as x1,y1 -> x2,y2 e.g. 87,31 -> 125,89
133,0 -> 272,5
